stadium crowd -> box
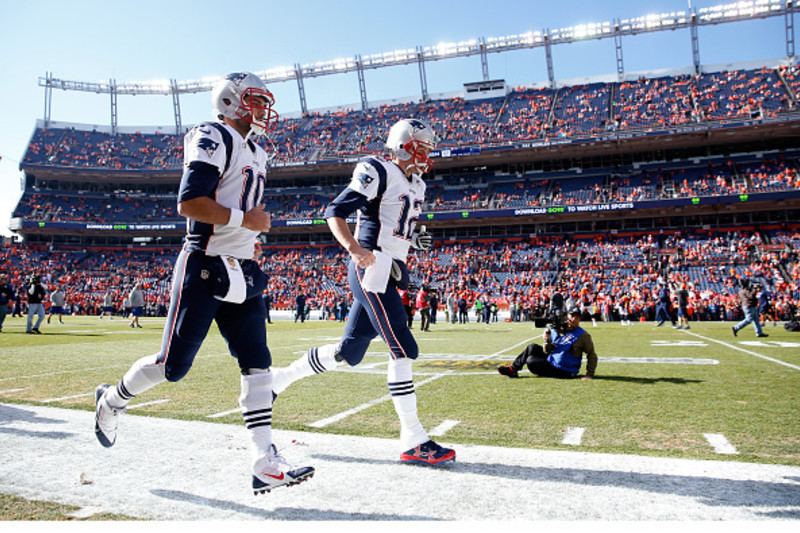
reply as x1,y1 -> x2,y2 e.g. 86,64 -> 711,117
13,154 -> 800,224
21,65 -> 800,172
2,228 -> 797,327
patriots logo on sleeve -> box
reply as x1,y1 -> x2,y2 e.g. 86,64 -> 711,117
196,137 -> 219,157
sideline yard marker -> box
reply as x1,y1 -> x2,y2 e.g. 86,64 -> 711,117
562,426 -> 585,446
704,433 -> 739,455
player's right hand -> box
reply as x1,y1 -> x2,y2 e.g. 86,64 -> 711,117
243,205 -> 271,232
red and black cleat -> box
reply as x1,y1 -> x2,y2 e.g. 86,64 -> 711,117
497,364 -> 519,378
400,439 -> 456,466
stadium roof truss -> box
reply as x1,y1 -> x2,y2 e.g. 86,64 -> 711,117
39,0 -> 800,134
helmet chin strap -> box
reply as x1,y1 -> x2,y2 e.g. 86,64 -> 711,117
242,122 -> 266,146
405,163 -> 423,180
243,127 -> 258,146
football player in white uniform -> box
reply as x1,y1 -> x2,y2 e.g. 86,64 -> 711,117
272,119 -> 455,465
94,72 -> 314,494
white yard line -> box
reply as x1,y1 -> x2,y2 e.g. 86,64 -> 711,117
127,399 -> 171,410
42,392 -> 93,403
0,353 -> 224,384
704,433 -> 739,455
476,334 -> 543,361
681,329 -> 800,371
42,393 -> 171,409
207,407 -> 241,419
429,420 -> 461,437
0,387 -> 29,394
308,374 -> 446,428
0,366 -> 120,382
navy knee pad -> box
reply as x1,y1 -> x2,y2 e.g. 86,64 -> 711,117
164,363 -> 192,382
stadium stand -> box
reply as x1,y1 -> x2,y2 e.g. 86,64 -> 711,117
4,62 -> 800,324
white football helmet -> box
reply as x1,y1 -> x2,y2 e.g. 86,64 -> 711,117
212,72 -> 278,136
385,118 -> 437,174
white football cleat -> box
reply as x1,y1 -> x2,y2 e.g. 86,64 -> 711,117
94,383 -> 124,448
252,445 -> 314,495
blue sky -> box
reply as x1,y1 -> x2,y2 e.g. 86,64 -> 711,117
0,0 -> 792,236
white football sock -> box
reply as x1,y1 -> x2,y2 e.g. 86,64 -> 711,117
387,358 -> 428,451
239,369 -> 273,460
272,344 -> 342,395
104,353 -> 166,409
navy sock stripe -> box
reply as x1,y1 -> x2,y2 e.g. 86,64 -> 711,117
243,408 -> 272,418
309,348 -> 325,374
389,381 -> 415,396
244,414 -> 272,423
117,381 -> 134,400
245,421 -> 272,429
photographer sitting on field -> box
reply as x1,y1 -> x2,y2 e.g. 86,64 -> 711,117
497,305 -> 597,380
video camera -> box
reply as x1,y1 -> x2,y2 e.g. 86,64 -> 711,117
737,278 -> 760,290
534,309 -> 568,334
533,292 -> 569,334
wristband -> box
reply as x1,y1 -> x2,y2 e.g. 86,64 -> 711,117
227,208 -> 244,228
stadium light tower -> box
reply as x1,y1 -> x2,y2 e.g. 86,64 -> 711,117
38,0 -> 800,130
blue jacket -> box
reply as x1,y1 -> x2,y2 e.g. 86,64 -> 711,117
547,326 -> 587,375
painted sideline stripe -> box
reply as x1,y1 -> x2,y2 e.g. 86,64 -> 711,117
562,427 -> 585,446
681,329 -> 800,371
308,374 -> 446,428
0,388 -> 30,394
429,420 -> 461,437
704,433 -> 739,455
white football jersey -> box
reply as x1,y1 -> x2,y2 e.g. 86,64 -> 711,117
181,122 -> 268,259
347,157 -> 426,263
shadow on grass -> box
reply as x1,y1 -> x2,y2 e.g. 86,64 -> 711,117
7,331 -> 106,337
499,374 -> 704,385
590,375 -> 705,385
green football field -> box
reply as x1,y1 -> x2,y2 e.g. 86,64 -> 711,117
1,314 -> 798,466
